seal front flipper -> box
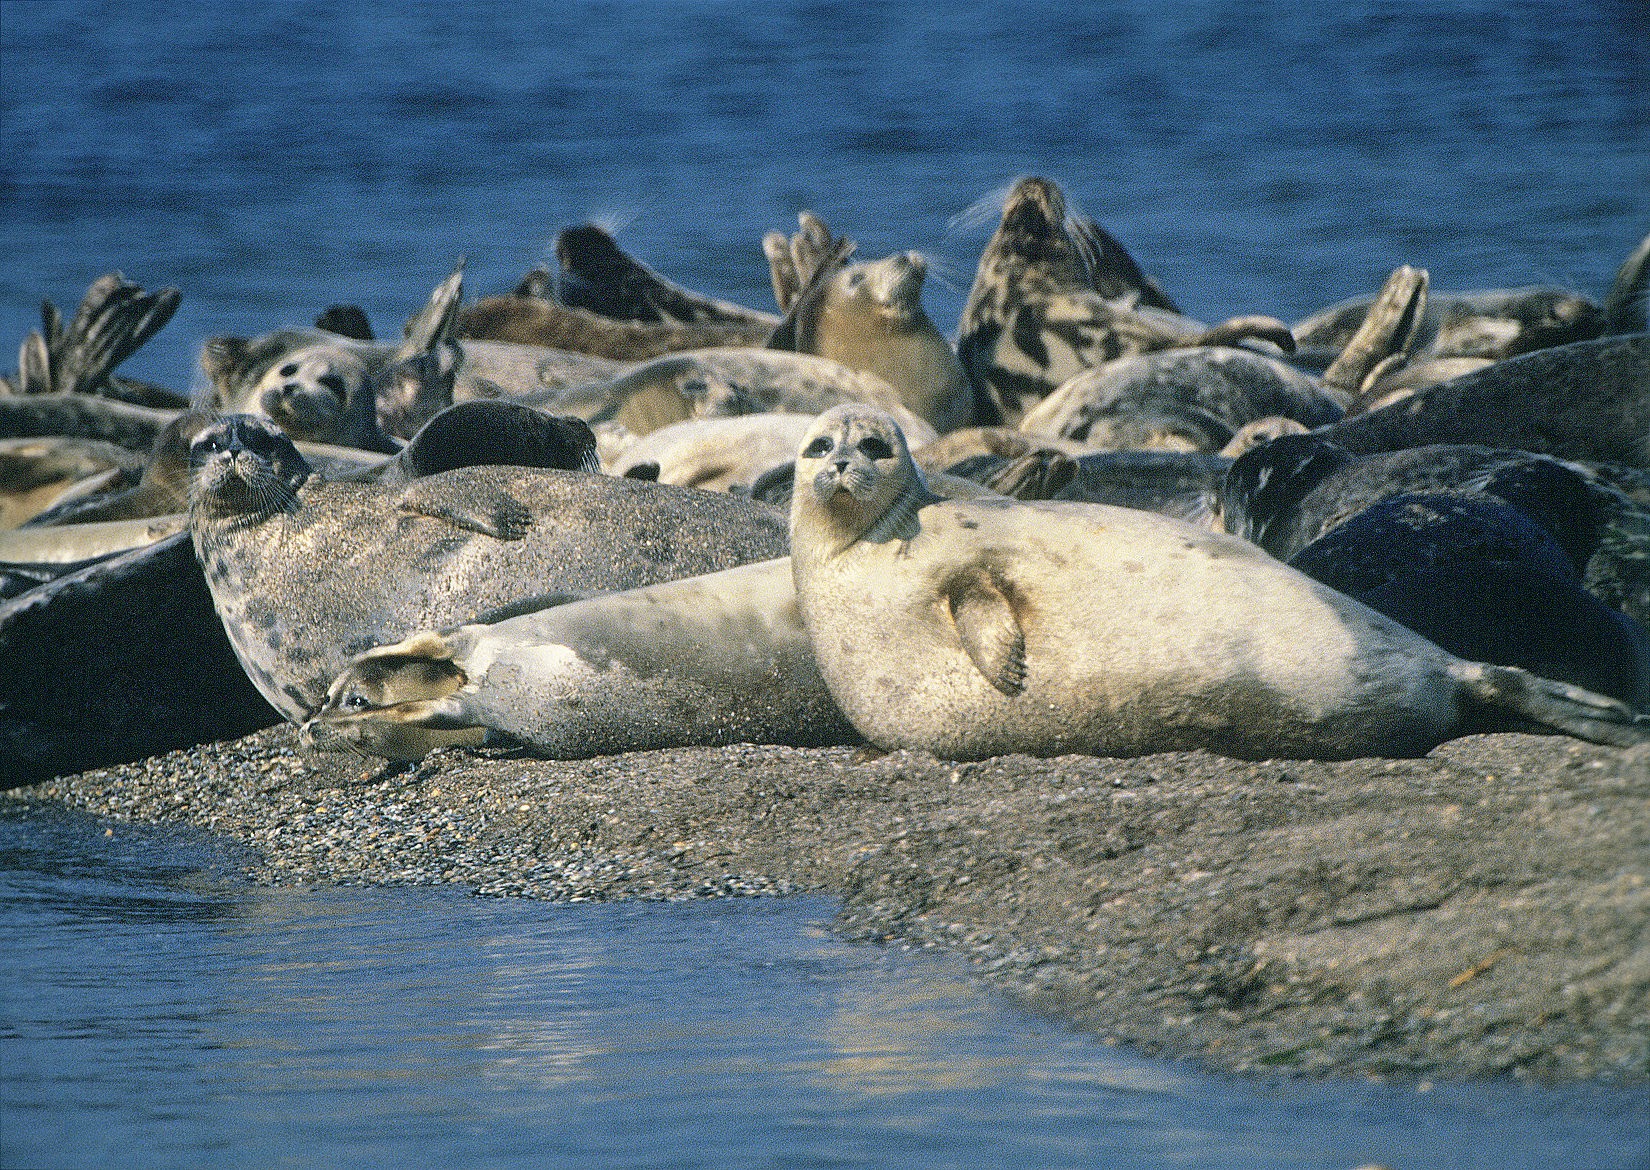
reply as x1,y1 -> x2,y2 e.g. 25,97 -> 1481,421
945,569 -> 1027,696
394,479 -> 533,540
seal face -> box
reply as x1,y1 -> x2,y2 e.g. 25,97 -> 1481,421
187,414 -> 791,721
773,250 -> 974,433
788,405 -> 1650,760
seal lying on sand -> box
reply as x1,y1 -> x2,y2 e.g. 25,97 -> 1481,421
188,415 -> 790,720
304,557 -> 858,761
787,405 -> 1650,761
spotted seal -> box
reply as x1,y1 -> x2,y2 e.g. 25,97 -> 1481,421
787,404 -> 1650,760
303,557 -> 857,761
187,415 -> 790,720
956,176 -> 1295,424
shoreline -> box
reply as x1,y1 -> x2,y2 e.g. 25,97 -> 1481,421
11,724 -> 1648,1084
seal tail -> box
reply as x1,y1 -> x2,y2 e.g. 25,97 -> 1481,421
1447,659 -> 1650,748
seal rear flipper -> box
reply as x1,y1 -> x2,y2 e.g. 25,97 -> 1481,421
395,480 -> 533,540
1322,266 -> 1429,399
946,570 -> 1027,696
1449,659 -> 1650,748
396,259 -> 466,361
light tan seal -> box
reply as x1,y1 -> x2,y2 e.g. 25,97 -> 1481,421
303,557 -> 857,761
787,404 -> 1650,761
769,248 -> 974,433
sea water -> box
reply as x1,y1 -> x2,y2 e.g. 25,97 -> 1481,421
2,1 -> 1648,1166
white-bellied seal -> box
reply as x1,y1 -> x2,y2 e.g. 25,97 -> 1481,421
302,557 -> 858,761
187,415 -> 791,721
768,248 -> 975,433
955,177 -> 1295,425
0,435 -> 146,527
787,405 -> 1650,760
1015,346 -> 1346,452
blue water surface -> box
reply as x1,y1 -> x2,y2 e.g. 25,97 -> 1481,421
4,802 -> 1648,1170
3,1 -> 1649,1166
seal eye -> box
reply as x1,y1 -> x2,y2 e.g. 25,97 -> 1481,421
342,692 -> 371,711
857,436 -> 894,460
802,437 -> 833,459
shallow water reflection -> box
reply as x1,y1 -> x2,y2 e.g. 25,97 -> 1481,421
3,802 -> 1647,1170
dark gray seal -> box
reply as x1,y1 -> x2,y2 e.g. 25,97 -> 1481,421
188,415 -> 790,720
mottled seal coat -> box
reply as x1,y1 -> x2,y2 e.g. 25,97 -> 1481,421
787,405 -> 1650,760
1218,433 -> 1650,630
955,176 -> 1293,425
769,250 -> 974,433
1311,333 -> 1650,468
304,557 -> 858,761
187,415 -> 790,720
523,347 -> 939,448
1015,346 -> 1345,452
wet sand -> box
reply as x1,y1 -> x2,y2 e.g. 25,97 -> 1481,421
11,725 -> 1648,1084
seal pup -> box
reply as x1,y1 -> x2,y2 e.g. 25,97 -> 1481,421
303,557 -> 858,761
1015,346 -> 1346,452
787,405 -> 1650,760
956,176 -> 1295,424
1310,333 -> 1650,469
769,249 -> 975,433
188,415 -> 791,721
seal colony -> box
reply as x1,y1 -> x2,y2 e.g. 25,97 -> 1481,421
5,182 -> 1650,782
7,181 -> 1650,1095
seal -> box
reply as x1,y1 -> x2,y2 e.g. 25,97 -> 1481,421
302,557 -> 859,761
1284,491 -> 1650,706
187,414 -> 791,721
608,413 -> 815,493
0,530 -> 279,789
1217,433 -> 1650,630
768,249 -> 975,433
523,347 -> 940,448
1015,346 -> 1346,452
6,271 -> 185,407
787,404 -> 1650,760
1311,333 -> 1650,468
956,176 -> 1295,424
552,223 -> 781,328
0,435 -> 145,527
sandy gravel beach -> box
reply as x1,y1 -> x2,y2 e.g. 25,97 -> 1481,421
13,725 -> 1647,1085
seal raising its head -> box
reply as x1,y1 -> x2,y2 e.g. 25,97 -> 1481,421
788,405 -> 1650,761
